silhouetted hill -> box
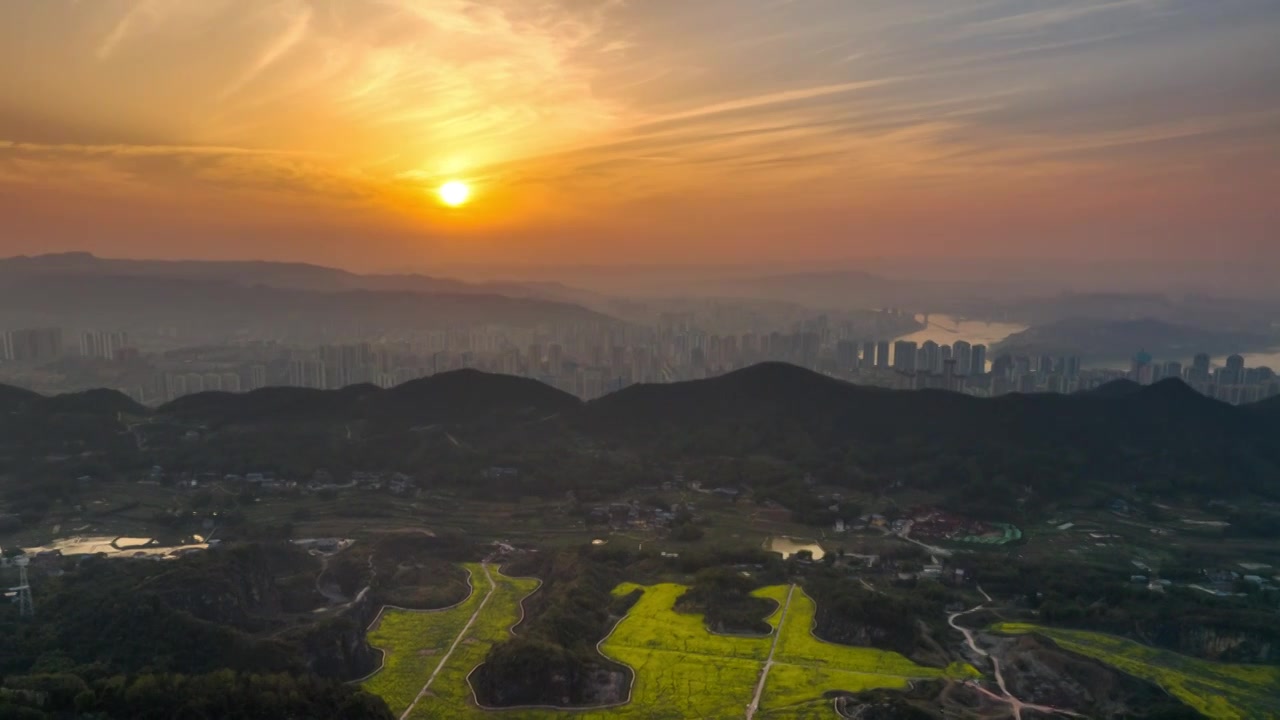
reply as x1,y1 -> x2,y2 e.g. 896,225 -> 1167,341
1244,393 -> 1280,419
1088,379 -> 1143,397
0,382 -> 42,407
6,364 -> 1279,504
575,364 -> 1280,502
0,384 -> 141,416
0,385 -> 142,464
40,388 -> 146,415
159,370 -> 580,429
160,385 -> 377,425
362,369 -> 580,426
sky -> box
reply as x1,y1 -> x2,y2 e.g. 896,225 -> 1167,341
1,0 -> 1278,273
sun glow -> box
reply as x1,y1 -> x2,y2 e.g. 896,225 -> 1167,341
437,180 -> 471,207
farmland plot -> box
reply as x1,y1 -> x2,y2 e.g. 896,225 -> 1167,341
368,569 -> 974,719
993,623 -> 1280,719
363,562 -> 486,715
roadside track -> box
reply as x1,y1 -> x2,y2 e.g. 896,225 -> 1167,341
399,562 -> 496,720
746,584 -> 795,719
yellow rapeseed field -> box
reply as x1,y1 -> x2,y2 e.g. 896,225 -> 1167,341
368,569 -> 977,720
993,623 -> 1280,719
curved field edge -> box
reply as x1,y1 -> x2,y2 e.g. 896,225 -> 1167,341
761,587 -> 976,712
992,622 -> 1280,720
407,568 -> 540,719
367,570 -> 977,720
362,562 -> 485,715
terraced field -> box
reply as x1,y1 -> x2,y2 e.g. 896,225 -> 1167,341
993,623 -> 1280,719
365,568 -> 974,719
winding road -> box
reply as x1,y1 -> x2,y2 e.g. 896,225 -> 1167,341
946,587 -> 1082,719
746,584 -> 795,720
399,562 -> 496,720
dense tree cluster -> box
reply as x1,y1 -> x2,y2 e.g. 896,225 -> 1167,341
473,549 -> 630,707
674,567 -> 775,635
0,543 -> 396,719
0,671 -> 392,720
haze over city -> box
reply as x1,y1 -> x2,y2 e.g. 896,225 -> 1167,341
2,0 -> 1278,281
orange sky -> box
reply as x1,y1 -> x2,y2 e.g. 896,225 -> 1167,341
1,0 -> 1277,273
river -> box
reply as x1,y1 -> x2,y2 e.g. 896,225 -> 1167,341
895,314 -> 1028,348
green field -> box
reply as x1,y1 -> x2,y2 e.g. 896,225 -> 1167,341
993,623 -> 1280,719
761,587 -> 976,714
406,567 -> 540,719
362,562 -> 487,714
366,566 -> 974,719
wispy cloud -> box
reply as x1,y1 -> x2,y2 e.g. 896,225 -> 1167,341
218,3 -> 312,100
1,0 -> 1278,264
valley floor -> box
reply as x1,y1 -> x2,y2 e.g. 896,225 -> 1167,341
363,564 -> 974,719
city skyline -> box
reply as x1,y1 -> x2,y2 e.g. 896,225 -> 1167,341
5,318 -> 1277,408
2,1 -> 1278,273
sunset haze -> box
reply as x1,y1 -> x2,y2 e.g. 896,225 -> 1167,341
2,0 -> 1277,272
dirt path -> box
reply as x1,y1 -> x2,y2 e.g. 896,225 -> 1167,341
399,562 -> 496,720
947,592 -> 1083,719
315,556 -> 349,606
746,584 -> 795,719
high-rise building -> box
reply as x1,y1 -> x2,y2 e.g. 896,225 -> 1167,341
79,330 -> 128,360
920,340 -> 940,373
7,328 -> 63,362
1130,350 -> 1153,384
1063,355 -> 1081,378
289,359 -> 327,389
1224,354 -> 1245,385
1191,353 -> 1211,382
893,340 -> 918,372
1163,361 -> 1183,382
971,345 -> 987,375
862,341 -> 877,370
0,331 -> 12,361
548,344 -> 564,374
1038,355 -> 1054,375
942,358 -> 959,392
250,364 -> 267,390
953,340 -> 972,375
165,373 -> 188,400
836,340 -> 857,370
875,341 -> 890,369
1013,355 -> 1032,378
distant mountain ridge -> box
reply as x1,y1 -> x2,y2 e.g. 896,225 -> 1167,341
0,252 -> 585,301
993,317 -> 1274,364
0,259 -> 618,339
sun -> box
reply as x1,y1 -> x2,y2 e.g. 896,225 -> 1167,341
437,180 -> 471,207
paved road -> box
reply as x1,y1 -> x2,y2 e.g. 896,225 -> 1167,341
399,562 -> 496,720
746,584 -> 795,720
